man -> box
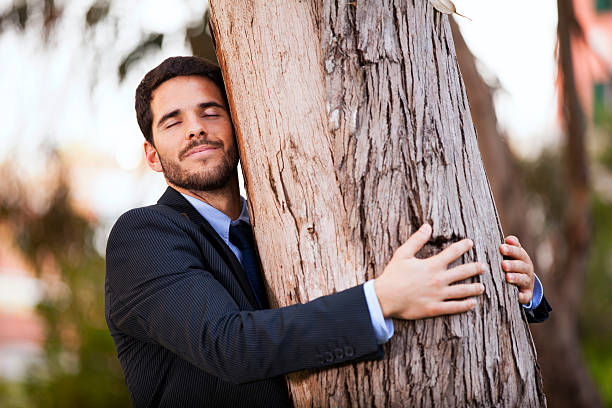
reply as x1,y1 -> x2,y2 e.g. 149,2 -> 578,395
105,56 -> 550,407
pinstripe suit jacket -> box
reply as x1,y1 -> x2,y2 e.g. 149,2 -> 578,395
105,187 -> 382,407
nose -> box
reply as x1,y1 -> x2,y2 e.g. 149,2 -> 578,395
186,127 -> 206,139
185,115 -> 207,139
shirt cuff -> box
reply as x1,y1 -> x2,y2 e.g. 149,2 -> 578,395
522,274 -> 543,310
363,280 -> 394,344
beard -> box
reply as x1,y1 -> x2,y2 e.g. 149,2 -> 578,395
159,140 -> 239,192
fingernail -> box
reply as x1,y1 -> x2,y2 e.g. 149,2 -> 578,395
479,284 -> 485,292
502,261 -> 509,268
479,264 -> 486,273
467,239 -> 474,247
420,223 -> 431,233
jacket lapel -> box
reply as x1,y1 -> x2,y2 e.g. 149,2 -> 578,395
157,187 -> 261,309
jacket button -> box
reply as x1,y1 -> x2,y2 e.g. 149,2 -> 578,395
316,354 -> 324,365
344,346 -> 354,357
324,352 -> 334,363
334,348 -> 344,359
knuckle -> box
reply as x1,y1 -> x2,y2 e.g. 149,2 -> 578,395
430,276 -> 443,288
460,300 -> 474,312
467,264 -> 479,276
423,303 -> 437,317
454,245 -> 466,258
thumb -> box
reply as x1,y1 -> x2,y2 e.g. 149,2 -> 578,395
396,224 -> 432,258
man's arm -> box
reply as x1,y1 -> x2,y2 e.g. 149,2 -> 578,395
107,212 -> 484,383
106,207 -> 381,385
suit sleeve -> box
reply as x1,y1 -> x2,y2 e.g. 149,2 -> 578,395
525,296 -> 552,323
105,207 -> 381,384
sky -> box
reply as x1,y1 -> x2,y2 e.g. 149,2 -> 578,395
455,0 -> 560,151
0,0 -> 560,240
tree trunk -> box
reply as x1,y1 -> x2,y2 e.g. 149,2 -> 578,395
209,1 -> 546,406
451,16 -> 602,408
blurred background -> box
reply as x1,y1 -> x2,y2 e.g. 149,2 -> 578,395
0,0 -> 610,407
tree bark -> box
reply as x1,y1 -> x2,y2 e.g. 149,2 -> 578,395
209,1 -> 546,406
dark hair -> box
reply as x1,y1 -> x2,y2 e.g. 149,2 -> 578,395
135,56 -> 227,144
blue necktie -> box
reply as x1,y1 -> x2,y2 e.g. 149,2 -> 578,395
229,221 -> 269,309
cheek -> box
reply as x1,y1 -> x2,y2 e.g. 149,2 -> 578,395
154,144 -> 182,165
214,122 -> 236,147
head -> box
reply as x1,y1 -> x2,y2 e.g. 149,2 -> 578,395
136,56 -> 238,193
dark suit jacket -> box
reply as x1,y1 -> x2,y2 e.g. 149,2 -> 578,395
105,187 -> 382,407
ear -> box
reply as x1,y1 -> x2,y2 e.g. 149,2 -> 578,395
144,141 -> 163,173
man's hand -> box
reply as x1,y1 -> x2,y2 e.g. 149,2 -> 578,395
374,224 -> 485,320
499,235 -> 535,305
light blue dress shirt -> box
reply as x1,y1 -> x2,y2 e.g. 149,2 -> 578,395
181,193 -> 542,346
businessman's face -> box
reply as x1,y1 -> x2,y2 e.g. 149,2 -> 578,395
144,75 -> 238,192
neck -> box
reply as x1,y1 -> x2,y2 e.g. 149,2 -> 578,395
169,171 -> 243,220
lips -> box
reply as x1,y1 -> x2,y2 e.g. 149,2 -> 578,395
182,145 -> 219,159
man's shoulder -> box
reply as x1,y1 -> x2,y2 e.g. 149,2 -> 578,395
105,203 -> 205,282
107,203 -> 200,250
112,203 -> 192,230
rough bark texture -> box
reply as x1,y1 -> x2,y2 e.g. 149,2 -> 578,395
210,1 -> 546,406
451,15 -> 601,408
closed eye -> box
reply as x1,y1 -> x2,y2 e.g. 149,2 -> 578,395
166,121 -> 181,128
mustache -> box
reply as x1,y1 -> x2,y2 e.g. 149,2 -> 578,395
179,139 -> 224,160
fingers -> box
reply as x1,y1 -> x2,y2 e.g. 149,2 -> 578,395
443,282 -> 485,300
504,235 -> 521,247
499,244 -> 530,263
518,292 -> 532,305
505,272 -> 532,289
433,239 -> 474,267
397,224 -> 432,258
502,260 -> 531,274
444,262 -> 485,284
429,299 -> 478,316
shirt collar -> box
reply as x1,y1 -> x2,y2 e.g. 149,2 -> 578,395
180,193 -> 250,243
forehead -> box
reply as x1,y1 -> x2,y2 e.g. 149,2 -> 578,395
150,75 -> 225,118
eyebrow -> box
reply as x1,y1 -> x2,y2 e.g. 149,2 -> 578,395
156,109 -> 180,129
156,101 -> 226,129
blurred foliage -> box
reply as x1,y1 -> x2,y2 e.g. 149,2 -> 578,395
0,0 -> 62,40
85,1 -> 109,28
0,1 -> 28,33
0,1 -> 215,406
595,106 -> 612,171
519,106 -> 612,407
583,194 -> 612,407
186,8 -> 218,64
0,158 -> 130,407
118,33 -> 164,82
583,105 -> 612,407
